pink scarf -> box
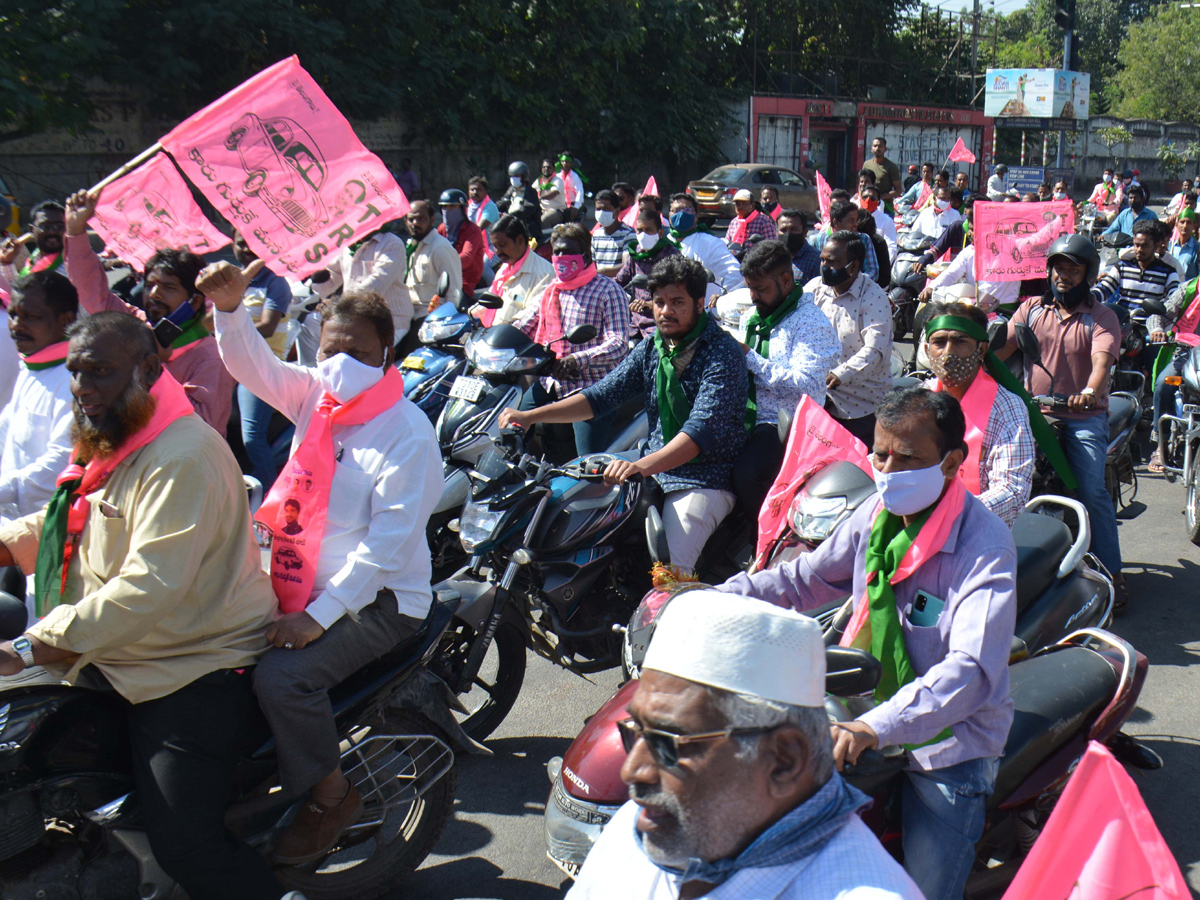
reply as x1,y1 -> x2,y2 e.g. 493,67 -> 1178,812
256,367 -> 406,612
840,478 -> 967,648
480,247 -> 532,327
534,264 -> 597,347
558,170 -> 578,207
938,371 -> 999,495
1176,283 -> 1200,348
729,209 -> 760,245
20,340 -> 69,369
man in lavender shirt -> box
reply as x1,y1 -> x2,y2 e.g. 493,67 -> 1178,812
718,386 -> 1017,900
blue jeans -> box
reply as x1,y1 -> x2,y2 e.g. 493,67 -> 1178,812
1152,355 -> 1184,439
1059,413 -> 1122,575
901,756 -> 998,900
520,382 -> 616,460
238,384 -> 279,491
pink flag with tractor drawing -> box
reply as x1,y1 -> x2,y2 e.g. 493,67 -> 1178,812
973,199 -> 1074,283
162,56 -> 409,278
90,153 -> 230,271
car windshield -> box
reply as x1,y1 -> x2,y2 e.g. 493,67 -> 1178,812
703,167 -> 749,184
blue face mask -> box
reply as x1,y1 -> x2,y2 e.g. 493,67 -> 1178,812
669,209 -> 696,231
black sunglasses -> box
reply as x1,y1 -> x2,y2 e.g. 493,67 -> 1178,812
617,718 -> 777,770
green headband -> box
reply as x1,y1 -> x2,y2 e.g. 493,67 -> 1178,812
925,314 -> 988,344
1180,207 -> 1197,222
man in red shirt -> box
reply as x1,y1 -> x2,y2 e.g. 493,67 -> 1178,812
436,189 -> 485,297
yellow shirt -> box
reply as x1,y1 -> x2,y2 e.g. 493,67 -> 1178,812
0,416 -> 276,703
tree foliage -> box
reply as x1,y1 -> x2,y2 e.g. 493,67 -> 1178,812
1112,3 -> 1200,121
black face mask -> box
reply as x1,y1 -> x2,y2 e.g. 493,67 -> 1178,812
762,201 -> 778,213
784,232 -> 807,256
1051,279 -> 1091,310
821,264 -> 851,287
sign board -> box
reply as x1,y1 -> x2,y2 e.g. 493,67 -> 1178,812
1044,167 -> 1076,193
1006,166 -> 1046,194
985,69 -> 1090,120
992,117 -> 1086,132
974,200 -> 1074,283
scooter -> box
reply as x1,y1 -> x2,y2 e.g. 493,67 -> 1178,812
399,287 -> 473,424
1148,339 -> 1200,544
888,231 -> 935,339
0,592 -> 475,900
544,624 -> 1159,893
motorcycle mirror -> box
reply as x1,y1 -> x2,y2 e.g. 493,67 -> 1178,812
987,319 -> 1008,355
475,292 -> 504,310
628,273 -> 650,290
747,233 -> 765,245
0,591 -> 26,641
566,324 -> 597,344
1014,323 -> 1042,366
445,288 -> 467,313
777,406 -> 793,446
704,268 -> 716,284
1141,297 -> 1167,317
309,270 -> 332,285
645,506 -> 670,565
436,271 -> 451,298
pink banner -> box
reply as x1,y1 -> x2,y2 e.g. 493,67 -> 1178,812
1003,742 -> 1188,900
162,56 -> 409,278
973,199 -> 1074,283
91,154 -> 229,271
816,170 -> 832,225
948,136 -> 976,164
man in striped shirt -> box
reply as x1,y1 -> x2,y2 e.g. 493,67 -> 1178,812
1095,219 -> 1179,325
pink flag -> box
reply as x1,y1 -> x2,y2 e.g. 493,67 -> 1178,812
948,137 -> 977,164
641,175 -> 660,198
816,170 -> 832,225
162,56 -> 409,278
754,396 -> 871,564
973,199 -> 1074,283
1003,742 -> 1188,900
91,153 -> 230,271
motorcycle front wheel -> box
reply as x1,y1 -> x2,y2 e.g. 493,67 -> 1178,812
436,616 -> 528,741
1186,456 -> 1200,546
276,709 -> 457,900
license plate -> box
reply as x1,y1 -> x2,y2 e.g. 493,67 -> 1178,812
1185,404 -> 1200,415
401,355 -> 425,371
449,375 -> 488,403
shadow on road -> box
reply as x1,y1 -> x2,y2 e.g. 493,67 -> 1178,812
453,736 -> 573,816
1118,558 -> 1200,670
402,857 -> 567,900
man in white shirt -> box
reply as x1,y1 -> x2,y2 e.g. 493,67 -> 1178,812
539,158 -> 569,228
403,199 -> 463,355
0,271 -> 77,618
557,151 -> 586,222
202,261 -> 442,866
668,193 -> 743,302
317,229 -> 411,348
568,590 -> 922,900
486,214 -> 554,325
986,164 -> 1009,201
910,185 -> 963,245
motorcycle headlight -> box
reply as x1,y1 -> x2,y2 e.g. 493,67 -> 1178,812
419,318 -> 465,344
466,336 -> 516,374
459,500 -> 505,552
544,777 -> 621,877
505,355 -> 542,374
789,492 -> 848,542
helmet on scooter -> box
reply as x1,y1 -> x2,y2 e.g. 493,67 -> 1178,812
1046,233 -> 1100,283
438,188 -> 468,207
507,161 -> 530,181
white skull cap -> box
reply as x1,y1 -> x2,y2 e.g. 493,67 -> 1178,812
733,189 -> 755,201
642,590 -> 825,708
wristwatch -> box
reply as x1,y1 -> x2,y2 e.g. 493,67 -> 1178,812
11,636 -> 34,670
1081,387 -> 1096,395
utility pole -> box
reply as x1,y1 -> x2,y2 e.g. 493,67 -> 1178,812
971,0 -> 981,107
1053,0 -> 1076,169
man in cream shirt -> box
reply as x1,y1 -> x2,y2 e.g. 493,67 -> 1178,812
402,199 -> 463,355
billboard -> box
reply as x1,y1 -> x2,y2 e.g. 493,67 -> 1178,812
985,69 -> 1090,120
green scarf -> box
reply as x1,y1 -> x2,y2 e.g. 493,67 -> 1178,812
626,235 -> 678,262
34,458 -> 83,617
404,237 -> 418,280
743,285 -> 804,430
924,314 -> 1077,489
17,250 -> 63,278
170,314 -> 209,350
669,223 -> 710,241
1152,278 -> 1195,384
653,314 -> 709,442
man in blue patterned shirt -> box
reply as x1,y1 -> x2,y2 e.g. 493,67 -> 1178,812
501,256 -> 747,575
776,209 -> 822,285
733,240 -> 841,516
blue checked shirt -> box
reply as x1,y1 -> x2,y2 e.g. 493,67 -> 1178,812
792,241 -> 823,285
592,223 -> 636,271
569,800 -> 923,900
516,273 -> 632,397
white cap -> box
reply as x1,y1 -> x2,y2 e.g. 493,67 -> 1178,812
733,189 -> 754,201
642,591 -> 826,708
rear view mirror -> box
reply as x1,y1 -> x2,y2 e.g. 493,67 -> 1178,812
777,407 -> 793,446
445,288 -> 467,313
0,591 -> 24,642
566,324 -> 597,344
437,271 -> 451,297
475,292 -> 504,310
309,270 -> 332,285
987,319 -> 1008,355
704,268 -> 716,284
645,506 -> 670,565
628,273 -> 650,290
1141,297 -> 1167,317
1014,323 -> 1042,366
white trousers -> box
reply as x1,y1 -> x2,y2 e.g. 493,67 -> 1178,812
661,489 -> 737,572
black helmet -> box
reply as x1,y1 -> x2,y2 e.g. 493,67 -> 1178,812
995,164 -> 1008,175
507,161 -> 529,180
1121,169 -> 1133,179
1046,233 -> 1100,282
438,188 -> 468,207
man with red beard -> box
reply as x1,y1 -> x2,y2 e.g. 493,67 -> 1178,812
0,312 -> 282,900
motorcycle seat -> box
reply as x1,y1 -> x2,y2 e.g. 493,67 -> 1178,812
1012,512 -> 1073,614
992,645 -> 1117,806
1108,395 -> 1136,444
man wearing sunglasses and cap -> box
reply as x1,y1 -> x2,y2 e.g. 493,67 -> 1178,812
568,591 -> 921,900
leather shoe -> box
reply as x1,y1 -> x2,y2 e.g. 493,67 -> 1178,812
272,784 -> 364,866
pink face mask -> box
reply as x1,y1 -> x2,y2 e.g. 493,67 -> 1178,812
552,253 -> 586,280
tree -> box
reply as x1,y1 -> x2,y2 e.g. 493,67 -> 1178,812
1095,125 -> 1133,169
1112,3 -> 1200,121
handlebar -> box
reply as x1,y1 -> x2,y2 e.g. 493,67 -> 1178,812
1033,393 -> 1070,411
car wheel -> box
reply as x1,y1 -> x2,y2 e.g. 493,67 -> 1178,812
244,170 -> 267,196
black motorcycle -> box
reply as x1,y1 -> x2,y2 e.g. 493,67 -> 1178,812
0,593 -> 474,900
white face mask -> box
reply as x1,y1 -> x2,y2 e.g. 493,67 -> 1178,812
1103,173 -> 1112,183
1053,191 -> 1067,200
636,230 -> 660,251
874,459 -> 948,516
509,176 -> 523,188
316,352 -> 385,404
595,209 -> 615,228
934,198 -> 951,211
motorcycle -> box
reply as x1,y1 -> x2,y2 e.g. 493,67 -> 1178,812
433,423 -> 755,742
0,592 -> 474,900
544,624 -> 1159,892
399,286 -> 474,424
1151,340 -> 1200,544
888,231 -> 935,339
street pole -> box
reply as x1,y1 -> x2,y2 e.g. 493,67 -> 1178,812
971,0 -> 981,105
1057,31 -> 1071,168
